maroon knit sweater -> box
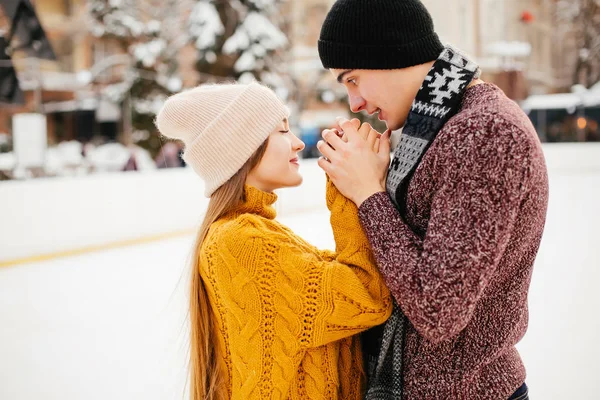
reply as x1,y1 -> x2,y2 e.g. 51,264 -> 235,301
358,83 -> 549,399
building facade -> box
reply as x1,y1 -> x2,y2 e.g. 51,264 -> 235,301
0,0 -> 97,143
424,0 -> 577,95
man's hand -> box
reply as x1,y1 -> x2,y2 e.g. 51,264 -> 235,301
317,117 -> 391,207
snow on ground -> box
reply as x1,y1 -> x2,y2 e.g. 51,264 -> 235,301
0,171 -> 599,399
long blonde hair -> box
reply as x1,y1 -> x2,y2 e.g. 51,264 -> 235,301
189,140 -> 268,400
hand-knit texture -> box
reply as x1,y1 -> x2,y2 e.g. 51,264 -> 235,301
155,82 -> 289,197
318,0 -> 444,70
358,83 -> 549,399
199,180 -> 392,399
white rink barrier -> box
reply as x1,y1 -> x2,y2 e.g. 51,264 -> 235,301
1,143 -> 599,263
0,161 -> 327,263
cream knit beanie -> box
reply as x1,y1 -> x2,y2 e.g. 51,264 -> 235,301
155,82 -> 289,197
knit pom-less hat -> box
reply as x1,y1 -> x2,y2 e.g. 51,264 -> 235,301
155,82 -> 289,197
318,0 -> 445,70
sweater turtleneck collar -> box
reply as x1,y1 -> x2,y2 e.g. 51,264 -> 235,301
229,185 -> 278,220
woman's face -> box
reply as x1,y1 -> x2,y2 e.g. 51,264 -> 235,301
246,119 -> 305,192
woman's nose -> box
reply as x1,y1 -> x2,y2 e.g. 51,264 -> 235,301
293,135 -> 305,151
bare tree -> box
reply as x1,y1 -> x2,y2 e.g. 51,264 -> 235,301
557,0 -> 600,88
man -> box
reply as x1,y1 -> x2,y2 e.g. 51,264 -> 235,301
315,0 -> 549,399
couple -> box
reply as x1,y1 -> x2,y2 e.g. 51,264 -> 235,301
155,0 -> 549,399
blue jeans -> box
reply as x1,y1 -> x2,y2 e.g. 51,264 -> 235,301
508,383 -> 529,400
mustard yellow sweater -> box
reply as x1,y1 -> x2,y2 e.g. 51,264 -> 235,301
199,180 -> 392,399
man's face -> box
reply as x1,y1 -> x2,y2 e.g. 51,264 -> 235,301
331,65 -> 431,131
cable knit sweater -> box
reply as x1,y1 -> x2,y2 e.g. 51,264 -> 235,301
358,83 -> 549,399
199,181 -> 392,399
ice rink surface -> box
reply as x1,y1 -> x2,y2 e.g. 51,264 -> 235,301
1,171 -> 599,399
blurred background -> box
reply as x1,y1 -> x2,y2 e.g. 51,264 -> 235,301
0,1 -> 598,399
0,0 -> 598,176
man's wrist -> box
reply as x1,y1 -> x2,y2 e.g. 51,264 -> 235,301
354,186 -> 385,208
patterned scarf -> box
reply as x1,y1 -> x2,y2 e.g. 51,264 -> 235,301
363,45 -> 480,400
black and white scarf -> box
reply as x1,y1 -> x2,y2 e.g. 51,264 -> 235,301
363,45 -> 480,400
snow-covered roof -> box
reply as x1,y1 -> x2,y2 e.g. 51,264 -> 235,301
583,91 -> 600,107
486,41 -> 532,58
521,90 -> 600,111
42,99 -> 98,114
521,93 -> 581,111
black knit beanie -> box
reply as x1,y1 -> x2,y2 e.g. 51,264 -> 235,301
318,0 -> 445,70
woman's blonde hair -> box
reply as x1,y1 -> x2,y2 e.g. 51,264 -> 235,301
188,140 -> 269,400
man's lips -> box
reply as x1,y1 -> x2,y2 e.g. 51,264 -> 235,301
368,108 -> 384,121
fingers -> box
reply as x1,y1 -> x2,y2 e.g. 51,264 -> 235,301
378,129 -> 391,157
317,140 -> 336,162
335,128 -> 349,143
318,128 -> 347,161
337,118 -> 363,143
366,126 -> 379,151
335,117 -> 360,133
333,117 -> 356,143
317,156 -> 334,176
324,128 -> 344,140
358,122 -> 372,141
328,118 -> 389,155
321,126 -> 346,149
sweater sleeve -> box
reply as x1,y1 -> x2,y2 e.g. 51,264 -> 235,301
358,121 -> 532,344
211,186 -> 392,350
311,176 -> 376,262
316,177 -> 393,345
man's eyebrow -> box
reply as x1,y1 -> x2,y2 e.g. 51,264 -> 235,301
337,69 -> 354,83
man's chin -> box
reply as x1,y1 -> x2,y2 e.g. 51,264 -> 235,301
386,120 -> 404,132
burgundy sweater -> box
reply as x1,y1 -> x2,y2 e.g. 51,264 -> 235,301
358,83 -> 549,399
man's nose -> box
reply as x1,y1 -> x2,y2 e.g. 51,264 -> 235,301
349,95 -> 366,113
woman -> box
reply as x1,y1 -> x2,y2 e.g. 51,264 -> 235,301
155,82 -> 392,400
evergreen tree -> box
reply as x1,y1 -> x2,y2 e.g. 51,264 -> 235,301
187,0 -> 291,99
89,0 -> 191,153
88,0 -> 291,155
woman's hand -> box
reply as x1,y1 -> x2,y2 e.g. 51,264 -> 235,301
323,118 -> 388,153
318,118 -> 391,207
